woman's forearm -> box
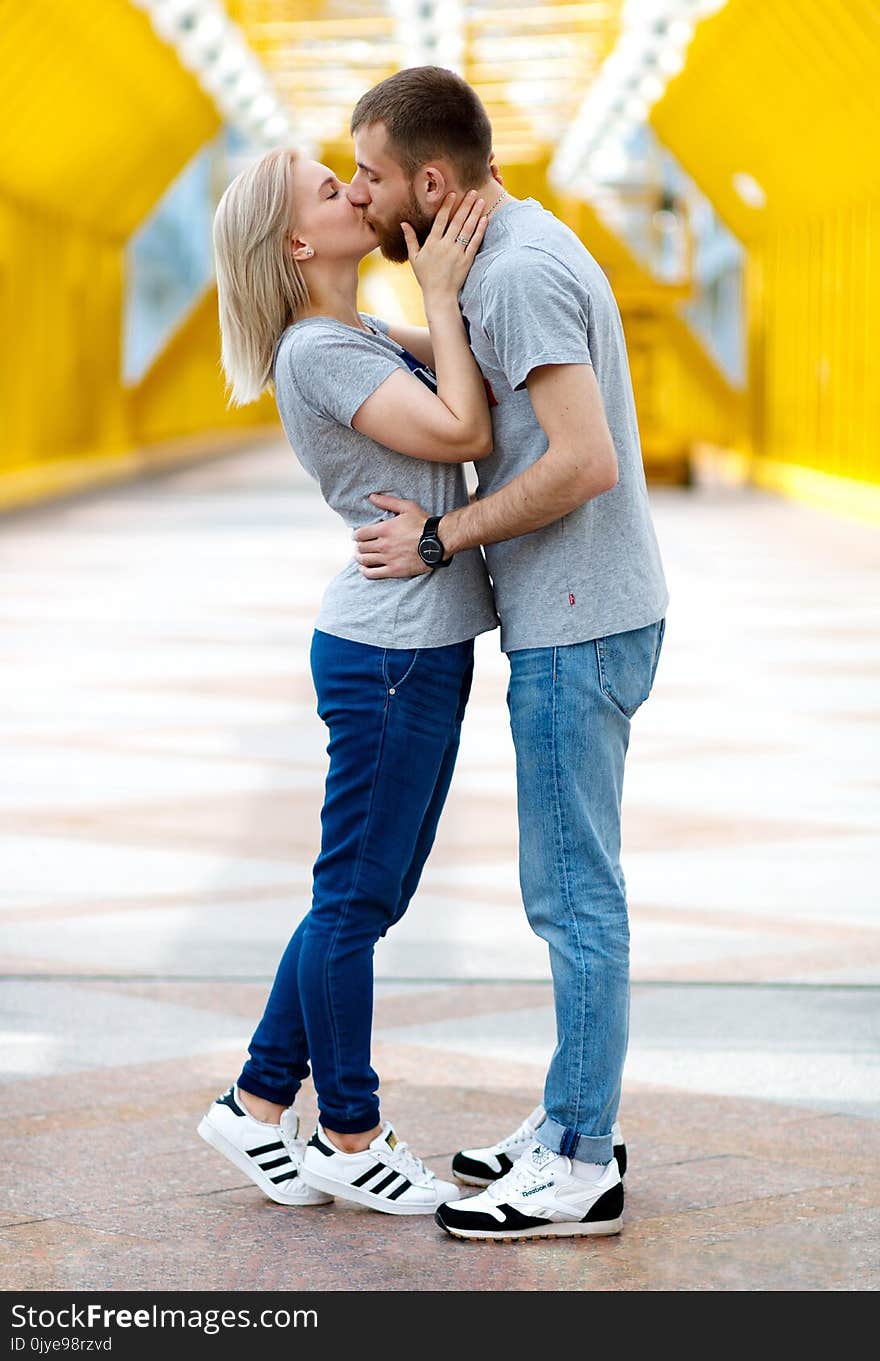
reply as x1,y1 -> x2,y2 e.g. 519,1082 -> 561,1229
423,293 -> 492,450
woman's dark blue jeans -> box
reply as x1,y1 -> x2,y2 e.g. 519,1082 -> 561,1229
238,629 -> 474,1133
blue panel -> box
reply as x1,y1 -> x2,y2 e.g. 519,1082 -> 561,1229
122,131 -> 237,385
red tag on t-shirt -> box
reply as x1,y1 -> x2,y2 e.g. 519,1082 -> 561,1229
569,594 -> 576,607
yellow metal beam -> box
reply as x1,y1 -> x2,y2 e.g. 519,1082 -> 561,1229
651,0 -> 880,491
0,0 -> 219,236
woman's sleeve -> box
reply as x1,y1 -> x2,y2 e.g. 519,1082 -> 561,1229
279,325 -> 401,428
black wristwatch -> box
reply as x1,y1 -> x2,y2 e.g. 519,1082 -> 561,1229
417,515 -> 453,570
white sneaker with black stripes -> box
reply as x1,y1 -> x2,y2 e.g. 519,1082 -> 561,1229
299,1121 -> 461,1216
452,1104 -> 627,1185
436,1139 -> 623,1241
197,1085 -> 332,1206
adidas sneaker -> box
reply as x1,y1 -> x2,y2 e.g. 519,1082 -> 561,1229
197,1085 -> 332,1206
436,1139 -> 623,1242
299,1121 -> 461,1216
452,1104 -> 627,1186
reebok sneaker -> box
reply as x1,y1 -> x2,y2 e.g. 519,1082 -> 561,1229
436,1139 -> 623,1241
452,1105 -> 627,1186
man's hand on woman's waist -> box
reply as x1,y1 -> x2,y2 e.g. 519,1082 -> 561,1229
354,494 -> 435,579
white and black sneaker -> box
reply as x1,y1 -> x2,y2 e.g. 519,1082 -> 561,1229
436,1139 -> 623,1242
299,1121 -> 461,1216
197,1085 -> 332,1206
452,1105 -> 627,1186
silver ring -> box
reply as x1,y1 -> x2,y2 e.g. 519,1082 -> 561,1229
454,234 -> 470,246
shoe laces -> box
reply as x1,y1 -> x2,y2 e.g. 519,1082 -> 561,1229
495,1111 -> 542,1154
382,1139 -> 435,1185
486,1148 -> 556,1202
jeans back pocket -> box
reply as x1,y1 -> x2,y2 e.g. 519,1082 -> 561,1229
595,618 -> 665,718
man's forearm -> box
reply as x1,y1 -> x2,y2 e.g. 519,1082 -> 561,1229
355,363 -> 618,580
440,448 -> 616,554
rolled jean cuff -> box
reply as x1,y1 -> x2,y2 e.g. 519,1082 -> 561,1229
537,1116 -> 613,1166
317,1106 -> 381,1135
236,1071 -> 300,1108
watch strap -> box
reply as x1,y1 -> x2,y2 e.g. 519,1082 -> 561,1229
419,515 -> 453,570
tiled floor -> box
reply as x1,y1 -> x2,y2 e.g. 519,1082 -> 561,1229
2,441 -> 878,1290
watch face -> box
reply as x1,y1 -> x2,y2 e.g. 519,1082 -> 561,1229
419,537 -> 443,565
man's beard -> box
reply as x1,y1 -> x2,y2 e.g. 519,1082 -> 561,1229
370,188 -> 435,264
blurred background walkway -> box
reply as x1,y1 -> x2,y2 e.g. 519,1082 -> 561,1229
2,0 -> 879,1293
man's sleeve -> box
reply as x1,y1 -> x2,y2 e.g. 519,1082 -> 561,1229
359,312 -> 389,335
479,246 -> 593,392
279,325 -> 400,428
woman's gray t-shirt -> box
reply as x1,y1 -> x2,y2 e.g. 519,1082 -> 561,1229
272,313 -> 498,649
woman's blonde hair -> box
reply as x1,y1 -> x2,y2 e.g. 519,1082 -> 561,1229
213,147 -> 309,406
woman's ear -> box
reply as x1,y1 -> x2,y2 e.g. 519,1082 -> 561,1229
291,238 -> 314,261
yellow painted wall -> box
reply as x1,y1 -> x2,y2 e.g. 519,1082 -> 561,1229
652,0 -> 880,499
0,194 -> 127,468
0,0 -> 272,512
757,208 -> 877,484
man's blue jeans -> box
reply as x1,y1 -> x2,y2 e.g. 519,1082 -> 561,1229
508,619 -> 666,1165
238,629 -> 474,1133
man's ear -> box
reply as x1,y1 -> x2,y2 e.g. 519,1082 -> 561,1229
417,164 -> 450,207
489,151 -> 505,187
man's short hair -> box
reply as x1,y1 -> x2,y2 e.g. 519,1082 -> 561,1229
350,66 -> 493,186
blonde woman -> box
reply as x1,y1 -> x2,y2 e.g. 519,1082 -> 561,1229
197,148 -> 497,1216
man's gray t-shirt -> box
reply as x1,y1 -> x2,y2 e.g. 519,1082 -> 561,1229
272,313 -> 497,649
459,197 -> 669,652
